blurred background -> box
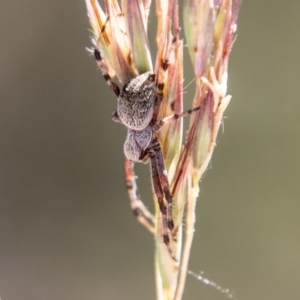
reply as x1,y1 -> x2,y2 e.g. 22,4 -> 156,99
0,1 -> 300,300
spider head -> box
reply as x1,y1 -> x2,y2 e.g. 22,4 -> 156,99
117,72 -> 156,131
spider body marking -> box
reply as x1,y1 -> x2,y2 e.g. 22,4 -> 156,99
118,72 -> 156,131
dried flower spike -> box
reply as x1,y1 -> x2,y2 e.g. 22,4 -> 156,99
85,1 -> 241,299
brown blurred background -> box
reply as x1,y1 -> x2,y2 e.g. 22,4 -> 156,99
0,1 -> 300,300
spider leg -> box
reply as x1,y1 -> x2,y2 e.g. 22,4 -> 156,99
93,48 -> 120,97
152,38 -> 174,122
151,137 -> 174,230
124,157 -> 155,235
153,26 -> 182,120
148,147 -> 170,245
153,79 -> 166,122
111,109 -> 122,123
153,105 -> 202,133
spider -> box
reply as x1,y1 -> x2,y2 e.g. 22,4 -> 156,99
93,47 -> 200,245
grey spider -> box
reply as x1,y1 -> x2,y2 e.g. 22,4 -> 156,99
93,48 -> 200,245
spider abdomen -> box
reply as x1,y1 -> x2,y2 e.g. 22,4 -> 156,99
117,72 -> 156,131
124,126 -> 153,163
